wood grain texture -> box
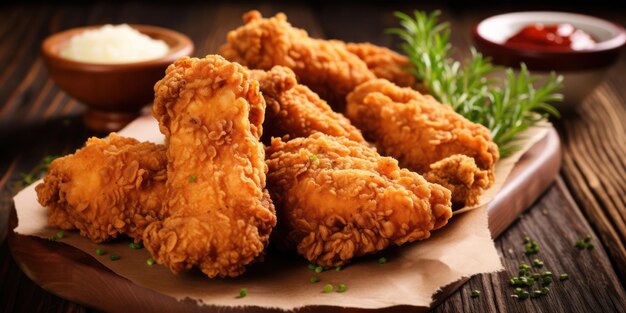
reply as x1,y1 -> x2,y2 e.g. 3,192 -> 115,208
0,1 -> 625,313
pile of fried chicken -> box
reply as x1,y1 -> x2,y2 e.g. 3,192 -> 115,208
36,11 -> 499,278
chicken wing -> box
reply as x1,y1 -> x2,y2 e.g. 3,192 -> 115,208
344,42 -> 416,88
36,134 -> 167,243
220,10 -> 376,111
250,66 -> 365,143
144,55 -> 276,278
266,133 -> 452,266
346,79 -> 499,207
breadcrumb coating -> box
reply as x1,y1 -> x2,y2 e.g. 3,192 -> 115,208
250,66 -> 365,143
220,10 -> 376,111
266,133 -> 452,266
145,55 -> 276,278
36,134 -> 167,243
346,79 -> 499,207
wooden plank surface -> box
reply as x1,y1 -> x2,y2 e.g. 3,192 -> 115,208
0,2 -> 625,313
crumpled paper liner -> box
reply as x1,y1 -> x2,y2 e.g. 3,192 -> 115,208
13,115 -> 550,310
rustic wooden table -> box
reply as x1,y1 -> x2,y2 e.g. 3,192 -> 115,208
1,2 -> 625,312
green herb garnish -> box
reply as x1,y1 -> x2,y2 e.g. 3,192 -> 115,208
378,257 -> 387,264
147,258 -> 155,266
388,11 -> 562,157
188,175 -> 196,183
471,290 -> 481,298
338,283 -> 347,293
310,276 -> 319,283
239,288 -> 248,298
323,284 -> 333,293
56,231 -> 64,239
315,266 -> 323,273
109,253 -> 120,261
96,248 -> 105,255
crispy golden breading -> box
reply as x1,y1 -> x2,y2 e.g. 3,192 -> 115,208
220,10 -> 376,111
345,42 -> 416,88
266,133 -> 452,266
346,79 -> 499,207
36,134 -> 167,243
250,66 -> 365,143
145,55 -> 276,278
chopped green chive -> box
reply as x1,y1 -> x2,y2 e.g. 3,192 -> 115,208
188,175 -> 196,183
575,239 -> 586,249
519,263 -> 530,270
518,268 -> 528,277
109,253 -> 120,261
337,283 -> 347,293
586,243 -> 594,250
239,288 -> 247,298
524,239 -> 539,255
129,242 -> 144,250
542,276 -> 552,286
514,288 -> 523,295
323,284 -> 333,293
471,290 -> 480,298
335,266 -> 342,272
307,264 -> 316,270
559,273 -> 569,281
531,290 -> 542,298
378,257 -> 387,264
541,287 -> 550,295
315,266 -> 323,273
532,259 -> 544,268
56,231 -> 64,239
96,248 -> 105,255
147,258 -> 155,266
310,276 -> 319,283
519,291 -> 530,300
310,154 -> 318,161
531,273 -> 541,280
523,235 -> 530,244
542,271 -> 553,277
49,236 -> 56,241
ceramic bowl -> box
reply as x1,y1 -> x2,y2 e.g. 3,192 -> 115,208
473,11 -> 625,111
41,24 -> 194,132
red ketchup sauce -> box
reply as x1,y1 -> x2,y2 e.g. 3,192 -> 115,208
505,23 -> 596,51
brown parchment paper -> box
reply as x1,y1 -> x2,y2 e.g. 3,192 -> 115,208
13,115 -> 551,310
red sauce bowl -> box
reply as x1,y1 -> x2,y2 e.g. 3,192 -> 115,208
473,12 -> 626,107
41,25 -> 194,132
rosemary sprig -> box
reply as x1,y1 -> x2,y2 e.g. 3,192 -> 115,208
387,10 -> 562,157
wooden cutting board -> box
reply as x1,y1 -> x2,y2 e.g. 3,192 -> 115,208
8,128 -> 561,313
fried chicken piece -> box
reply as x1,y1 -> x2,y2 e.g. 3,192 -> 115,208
144,55 -> 276,278
346,79 -> 500,207
266,133 -> 452,266
36,134 -> 167,243
250,66 -> 365,143
345,42 -> 416,88
220,10 -> 376,111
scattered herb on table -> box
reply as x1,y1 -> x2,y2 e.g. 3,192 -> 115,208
109,253 -> 120,261
307,263 -> 316,270
471,290 -> 480,298
239,288 -> 248,298
129,242 -> 144,250
147,258 -> 155,266
315,266 -> 323,273
310,276 -> 319,283
323,284 -> 333,293
56,231 -> 64,239
388,11 -> 562,157
335,266 -> 342,271
15,155 -> 59,189
378,257 -> 387,264
96,248 -> 105,255
338,283 -> 347,293
575,235 -> 595,250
